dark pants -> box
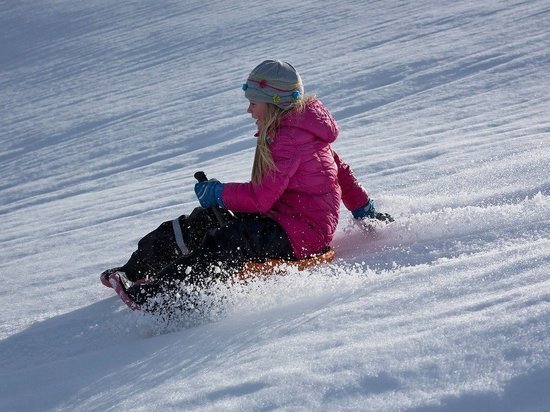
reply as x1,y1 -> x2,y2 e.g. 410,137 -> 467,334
119,207 -> 294,308
121,207 -> 227,282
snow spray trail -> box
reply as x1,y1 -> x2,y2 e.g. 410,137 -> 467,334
336,192 -> 549,265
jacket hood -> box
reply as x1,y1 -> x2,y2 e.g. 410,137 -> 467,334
280,99 -> 339,143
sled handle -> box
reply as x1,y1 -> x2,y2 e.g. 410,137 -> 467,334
194,171 -> 208,183
194,171 -> 226,226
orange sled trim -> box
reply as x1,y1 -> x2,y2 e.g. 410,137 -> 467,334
237,247 -> 335,281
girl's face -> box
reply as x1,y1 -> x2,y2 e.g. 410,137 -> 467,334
247,101 -> 269,129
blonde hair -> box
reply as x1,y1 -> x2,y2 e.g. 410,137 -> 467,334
251,96 -> 315,183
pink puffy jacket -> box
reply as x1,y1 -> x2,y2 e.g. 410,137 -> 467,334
222,99 -> 369,258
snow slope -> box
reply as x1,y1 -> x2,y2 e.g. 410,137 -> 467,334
1,0 -> 549,410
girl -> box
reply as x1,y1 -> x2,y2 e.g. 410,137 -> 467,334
101,60 -> 392,311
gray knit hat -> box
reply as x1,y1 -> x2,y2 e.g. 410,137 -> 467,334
242,60 -> 304,109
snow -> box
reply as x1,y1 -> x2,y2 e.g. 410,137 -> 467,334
1,0 -> 549,410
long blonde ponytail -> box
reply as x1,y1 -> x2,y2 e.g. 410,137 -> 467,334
251,104 -> 284,183
250,96 -> 314,183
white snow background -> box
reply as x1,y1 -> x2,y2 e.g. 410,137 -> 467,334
1,0 -> 549,410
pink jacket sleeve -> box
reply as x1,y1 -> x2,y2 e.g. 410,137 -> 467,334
333,150 -> 370,211
221,144 -> 300,213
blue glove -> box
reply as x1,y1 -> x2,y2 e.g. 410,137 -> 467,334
194,179 -> 225,208
352,199 -> 376,219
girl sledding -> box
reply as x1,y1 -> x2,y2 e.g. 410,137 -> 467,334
100,59 -> 392,313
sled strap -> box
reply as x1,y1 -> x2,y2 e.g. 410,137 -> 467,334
172,218 -> 189,255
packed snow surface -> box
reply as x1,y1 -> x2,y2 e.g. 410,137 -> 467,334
1,0 -> 549,410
